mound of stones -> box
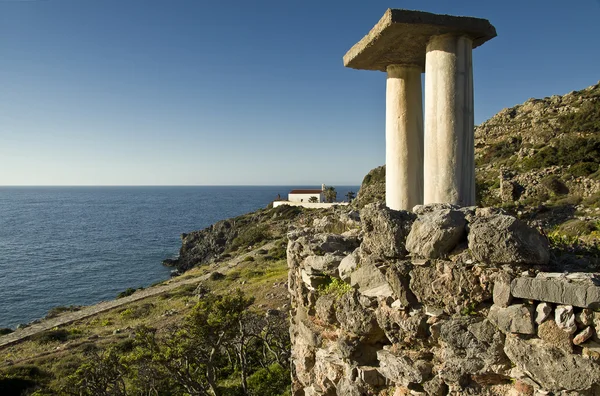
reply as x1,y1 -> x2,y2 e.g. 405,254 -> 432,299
288,203 -> 600,395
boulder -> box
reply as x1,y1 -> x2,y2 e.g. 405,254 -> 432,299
576,309 -> 594,327
437,318 -> 509,383
338,249 -> 359,282
511,276 -> 600,309
504,336 -> 600,392
335,378 -> 366,396
315,294 -> 337,325
468,213 -> 549,265
405,209 -> 467,259
410,262 -> 492,315
302,254 -> 345,276
335,291 -> 385,343
350,260 -> 393,298
360,203 -> 416,259
376,349 -> 431,386
488,304 -> 535,335
386,261 -> 418,308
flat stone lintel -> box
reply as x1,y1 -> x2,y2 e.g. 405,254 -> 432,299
511,277 -> 600,309
343,9 -> 497,72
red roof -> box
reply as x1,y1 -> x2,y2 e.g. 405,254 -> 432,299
289,189 -> 323,194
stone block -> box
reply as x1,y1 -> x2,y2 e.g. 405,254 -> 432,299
511,276 -> 600,309
468,214 -> 549,265
350,260 -> 393,298
343,9 -> 496,71
405,209 -> 466,259
376,349 -> 431,386
488,304 -> 535,335
493,273 -> 512,308
504,336 -> 600,393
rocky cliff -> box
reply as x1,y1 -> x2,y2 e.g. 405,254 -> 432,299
288,203 -> 600,395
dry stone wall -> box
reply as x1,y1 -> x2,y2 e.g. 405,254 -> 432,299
288,203 -> 600,395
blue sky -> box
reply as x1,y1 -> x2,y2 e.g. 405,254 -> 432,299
1,0 -> 598,186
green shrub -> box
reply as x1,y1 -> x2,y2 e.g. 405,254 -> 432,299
568,161 -> 599,177
520,135 -> 600,171
540,175 -> 569,195
558,219 -> 598,237
559,100 -> 600,133
32,329 -> 71,344
242,256 -> 255,262
117,287 -> 143,299
46,305 -> 82,319
0,328 -> 13,336
247,364 -> 290,396
477,137 -> 521,166
318,277 -> 353,297
229,225 -> 271,252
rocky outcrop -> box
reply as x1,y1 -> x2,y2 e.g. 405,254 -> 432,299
288,203 -> 600,395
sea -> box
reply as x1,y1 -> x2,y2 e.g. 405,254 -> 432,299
0,186 -> 359,328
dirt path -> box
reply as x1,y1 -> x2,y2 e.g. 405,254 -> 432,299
0,243 -> 275,349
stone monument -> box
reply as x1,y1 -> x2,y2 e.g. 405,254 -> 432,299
344,9 -> 496,210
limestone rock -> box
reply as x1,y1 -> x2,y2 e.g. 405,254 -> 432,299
335,290 -> 385,343
537,320 -> 572,353
360,202 -> 416,259
535,302 -> 552,325
573,326 -> 594,345
412,203 -> 459,215
493,272 -> 513,308
376,349 -> 431,386
422,377 -> 448,396
350,260 -> 393,298
386,261 -> 417,307
504,336 -> 600,392
437,318 -> 509,383
511,276 -> 600,309
357,366 -> 386,386
302,254 -> 345,276
576,308 -> 594,327
488,304 -> 535,335
315,294 -> 337,325
410,262 -> 492,315
339,249 -> 359,282
405,209 -> 467,259
555,305 -> 577,334
336,378 -> 366,396
581,340 -> 600,361
468,213 -> 549,265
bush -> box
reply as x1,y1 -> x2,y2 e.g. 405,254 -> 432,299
520,135 -> 600,171
540,175 -> 569,195
0,328 -> 13,336
117,287 -> 143,299
568,162 -> 599,177
559,100 -> 600,133
318,277 -> 353,297
46,305 -> 82,319
247,364 -> 290,396
32,329 -> 71,344
558,219 -> 598,237
229,225 -> 271,252
242,256 -> 255,262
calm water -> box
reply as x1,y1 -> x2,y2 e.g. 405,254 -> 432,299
0,186 -> 358,328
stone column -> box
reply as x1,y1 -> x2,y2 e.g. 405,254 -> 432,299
424,34 -> 475,206
385,64 -> 423,211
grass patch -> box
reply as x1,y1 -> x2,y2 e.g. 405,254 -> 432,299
318,277 -> 353,297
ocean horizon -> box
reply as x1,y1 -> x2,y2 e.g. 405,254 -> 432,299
0,185 -> 359,328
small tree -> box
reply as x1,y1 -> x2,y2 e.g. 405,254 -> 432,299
345,191 -> 356,202
324,186 -> 337,203
308,196 -> 318,203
